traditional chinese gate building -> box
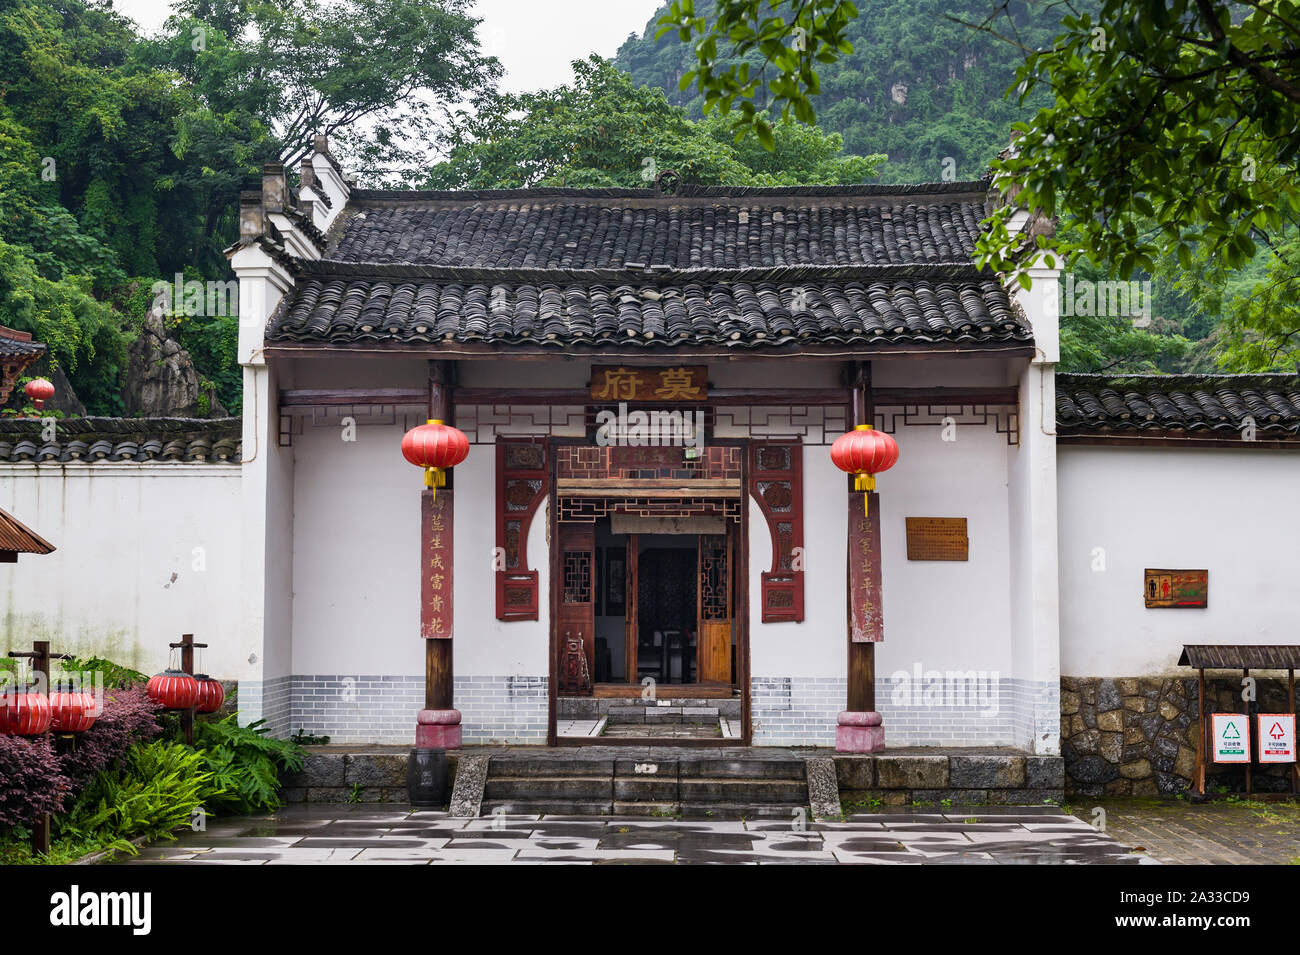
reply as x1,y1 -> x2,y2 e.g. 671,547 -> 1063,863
230,140 -> 1062,753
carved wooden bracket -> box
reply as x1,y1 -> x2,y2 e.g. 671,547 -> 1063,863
748,441 -> 804,622
495,438 -> 547,620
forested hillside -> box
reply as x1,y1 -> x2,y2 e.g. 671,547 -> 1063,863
615,0 -> 1067,183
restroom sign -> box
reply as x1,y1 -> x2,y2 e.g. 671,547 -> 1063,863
1211,713 -> 1250,763
1257,714 -> 1296,763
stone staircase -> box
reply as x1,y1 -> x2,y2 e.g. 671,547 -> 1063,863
479,754 -> 815,819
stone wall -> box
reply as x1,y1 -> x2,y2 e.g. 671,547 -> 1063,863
1062,676 -> 1296,796
835,751 -> 1064,806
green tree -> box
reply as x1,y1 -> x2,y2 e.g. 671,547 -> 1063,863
426,57 -> 883,189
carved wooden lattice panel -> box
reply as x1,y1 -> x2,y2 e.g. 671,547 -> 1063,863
748,441 -> 804,622
556,523 -> 595,695
700,535 -> 730,621
495,438 -> 547,620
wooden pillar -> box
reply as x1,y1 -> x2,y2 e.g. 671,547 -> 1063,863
847,361 -> 875,713
30,641 -> 50,855
425,360 -> 453,712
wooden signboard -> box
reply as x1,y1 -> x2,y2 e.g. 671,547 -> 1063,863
590,365 -> 707,402
1144,569 -> 1208,608
421,490 -> 453,639
848,492 -> 884,642
905,517 -> 969,561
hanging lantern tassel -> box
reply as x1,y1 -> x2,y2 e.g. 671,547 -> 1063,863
402,418 -> 469,499
855,473 -> 876,516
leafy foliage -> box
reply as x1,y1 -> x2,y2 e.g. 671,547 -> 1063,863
0,735 -> 71,828
427,57 -> 883,189
57,684 -> 163,791
60,655 -> 149,691
188,715 -> 305,814
55,741 -> 210,852
974,0 -> 1300,370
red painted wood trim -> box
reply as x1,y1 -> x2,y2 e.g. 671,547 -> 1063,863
748,441 -> 804,622
495,438 -> 548,620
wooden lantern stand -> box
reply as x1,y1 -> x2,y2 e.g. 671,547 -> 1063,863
168,633 -> 208,745
8,639 -> 73,854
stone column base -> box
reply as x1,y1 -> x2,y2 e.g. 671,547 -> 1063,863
836,710 -> 884,753
416,708 -> 462,749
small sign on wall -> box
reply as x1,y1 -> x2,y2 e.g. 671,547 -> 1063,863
1211,713 -> 1251,763
1258,714 -> 1296,763
905,517 -> 968,561
1143,568 -> 1208,608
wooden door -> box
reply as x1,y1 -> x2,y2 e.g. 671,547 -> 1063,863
557,523 -> 595,695
624,535 -> 638,684
697,531 -> 733,684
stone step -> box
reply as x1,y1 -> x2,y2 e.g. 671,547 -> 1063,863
488,757 -> 615,778
484,776 -> 613,801
480,799 -> 613,815
679,778 -> 809,804
676,758 -> 807,780
558,698 -> 741,720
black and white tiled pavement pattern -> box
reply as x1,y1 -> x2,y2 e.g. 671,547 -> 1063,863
121,805 -> 1150,865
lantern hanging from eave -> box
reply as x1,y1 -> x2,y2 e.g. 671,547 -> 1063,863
0,689 -> 52,735
49,690 -> 97,733
401,419 -> 469,498
831,424 -> 900,517
193,674 -> 225,714
146,669 -> 200,710
24,378 -> 54,411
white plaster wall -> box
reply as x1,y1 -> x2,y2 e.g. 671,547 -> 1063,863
1059,445 -> 1300,677
288,420 -> 550,679
0,466 -> 242,677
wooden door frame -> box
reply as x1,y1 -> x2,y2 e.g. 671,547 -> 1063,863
546,435 -> 752,746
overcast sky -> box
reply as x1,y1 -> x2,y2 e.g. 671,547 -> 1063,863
110,0 -> 666,93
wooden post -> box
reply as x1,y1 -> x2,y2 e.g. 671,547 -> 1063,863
168,633 -> 207,745
422,360 -> 457,727
847,361 -> 874,713
1194,667 -> 1206,800
1290,669 -> 1298,795
9,641 -> 54,853
1243,667 -> 1253,797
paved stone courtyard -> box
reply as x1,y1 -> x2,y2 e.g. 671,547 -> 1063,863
121,804 -> 1150,865
1072,798 -> 1300,866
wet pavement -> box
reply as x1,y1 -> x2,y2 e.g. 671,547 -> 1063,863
1072,798 -> 1300,865
119,804 -> 1151,865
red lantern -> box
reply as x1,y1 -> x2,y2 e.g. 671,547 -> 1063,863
49,690 -> 98,733
193,674 -> 225,714
24,378 -> 54,410
401,418 -> 469,497
831,424 -> 900,516
146,669 -> 200,710
0,690 -> 52,735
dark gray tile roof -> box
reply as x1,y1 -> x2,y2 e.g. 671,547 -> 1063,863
1057,373 -> 1300,438
268,265 -> 1028,349
330,185 -> 990,269
0,417 -> 240,464
0,331 -> 45,359
1179,645 -> 1300,669
269,183 -> 1033,352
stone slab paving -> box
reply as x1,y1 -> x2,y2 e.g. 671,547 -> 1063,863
1070,798 -> 1300,866
119,804 -> 1149,865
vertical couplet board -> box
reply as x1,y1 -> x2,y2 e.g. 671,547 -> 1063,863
848,492 -> 883,642
557,523 -> 595,695
422,489 -> 453,639
624,535 -> 639,684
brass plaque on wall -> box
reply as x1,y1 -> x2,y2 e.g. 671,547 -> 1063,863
905,517 -> 969,561
1144,569 -> 1208,608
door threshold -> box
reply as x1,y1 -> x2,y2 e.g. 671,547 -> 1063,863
558,736 -> 749,747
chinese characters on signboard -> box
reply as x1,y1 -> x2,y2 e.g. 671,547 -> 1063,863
422,490 -> 453,639
589,365 -> 707,402
848,492 -> 884,642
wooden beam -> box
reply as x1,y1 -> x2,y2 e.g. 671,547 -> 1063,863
280,388 -> 426,406
425,360 -> 454,714
847,360 -> 876,714
873,386 -> 1019,406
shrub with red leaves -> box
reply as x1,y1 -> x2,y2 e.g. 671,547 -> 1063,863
58,684 -> 162,790
0,735 -> 70,828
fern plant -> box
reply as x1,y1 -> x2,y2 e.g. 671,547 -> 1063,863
188,716 -> 305,814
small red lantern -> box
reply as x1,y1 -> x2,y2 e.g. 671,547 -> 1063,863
146,669 -> 200,710
24,378 -> 54,410
0,690 -> 52,735
831,424 -> 900,516
193,674 -> 225,714
49,690 -> 98,733
401,418 -> 469,497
